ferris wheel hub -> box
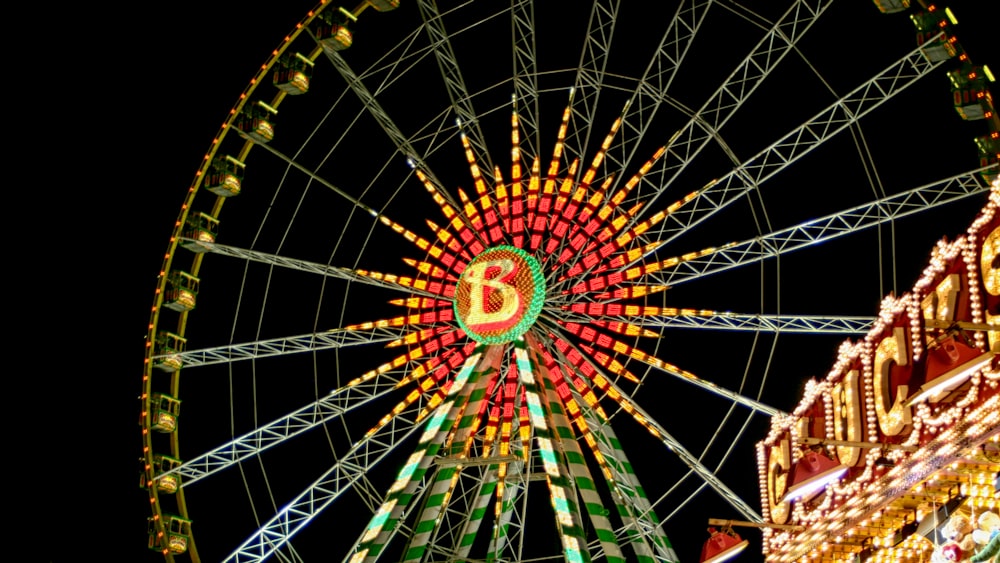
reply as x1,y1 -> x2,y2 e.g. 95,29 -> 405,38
453,245 -> 546,344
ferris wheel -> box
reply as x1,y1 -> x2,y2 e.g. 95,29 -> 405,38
138,1 -> 998,562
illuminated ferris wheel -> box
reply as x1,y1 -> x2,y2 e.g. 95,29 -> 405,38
138,1 -> 998,562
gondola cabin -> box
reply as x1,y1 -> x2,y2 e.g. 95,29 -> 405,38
235,100 -> 278,143
204,155 -> 245,197
153,332 -> 186,373
148,514 -> 192,554
366,0 -> 399,11
872,0 -> 910,14
164,271 -> 199,313
141,454 -> 182,494
180,212 -> 219,253
911,6 -> 962,62
274,52 -> 314,95
976,133 -> 999,185
147,393 -> 181,433
948,64 -> 997,121
316,7 -> 357,52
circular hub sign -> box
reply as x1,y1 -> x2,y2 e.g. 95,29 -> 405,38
453,245 -> 545,344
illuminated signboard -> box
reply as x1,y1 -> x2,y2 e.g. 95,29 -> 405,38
453,245 -> 545,344
757,193 -> 999,562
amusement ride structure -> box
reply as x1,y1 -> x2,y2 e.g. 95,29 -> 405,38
138,1 -> 998,561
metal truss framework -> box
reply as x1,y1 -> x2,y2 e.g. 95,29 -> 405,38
563,0 -> 619,170
155,326 -> 408,368
645,168 -> 990,287
603,0 -> 714,182
511,0 -> 540,165
644,38 -> 947,246
161,358 -> 417,485
626,0 -> 835,208
188,240 -> 440,299
222,374 -> 432,563
416,0 -> 496,184
318,35 -> 462,212
608,313 -> 875,334
544,338 -> 766,523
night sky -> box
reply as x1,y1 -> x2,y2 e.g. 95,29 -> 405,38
24,1 -> 997,562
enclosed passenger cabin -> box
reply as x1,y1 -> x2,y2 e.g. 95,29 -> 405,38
948,64 -> 997,121
148,514 -> 192,554
147,393 -> 181,433
367,0 -> 400,11
152,332 -> 187,373
180,212 -> 219,253
204,155 -> 245,197
872,0 -> 910,13
164,271 -> 199,313
274,52 -> 314,95
316,7 -> 357,52
911,7 -> 962,62
141,454 -> 182,494
976,133 -> 999,185
235,100 -> 278,143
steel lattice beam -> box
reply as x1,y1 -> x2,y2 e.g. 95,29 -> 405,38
511,0 -> 540,165
645,39 -> 945,245
599,313 -> 875,334
161,361 -> 421,485
153,327 -> 409,368
545,336 -> 765,524
318,38 -> 463,211
627,0 -> 835,207
416,0 -> 496,184
563,0 -> 620,170
604,0 -> 714,181
221,385 -> 427,563
643,168 -> 989,287
188,240 -> 442,299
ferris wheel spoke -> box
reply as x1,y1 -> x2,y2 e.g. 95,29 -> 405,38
548,324 -> 780,417
351,21 -> 434,88
511,0 -> 540,164
604,380 -> 764,522
640,167 -> 989,286
222,383 -> 434,563
322,21 -> 467,167
604,0 -> 714,180
628,0 -> 833,208
152,327 -> 409,369
562,0 -> 620,170
159,360 -> 424,487
415,0 -> 496,185
568,311 -> 875,334
644,39 -> 946,245
544,332 -> 764,523
317,46 -> 462,211
184,240 -> 442,298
